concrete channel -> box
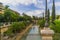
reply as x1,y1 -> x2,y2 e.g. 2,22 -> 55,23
20,25 -> 42,40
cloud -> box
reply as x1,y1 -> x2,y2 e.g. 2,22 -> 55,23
0,0 -> 47,10
0,0 -> 39,5
47,0 -> 50,3
0,0 -> 17,6
48,1 -> 60,12
25,10 -> 44,17
0,0 -> 60,16
49,1 -> 60,7
55,2 -> 60,7
0,0 -> 44,8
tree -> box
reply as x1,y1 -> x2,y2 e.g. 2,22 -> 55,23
22,13 -> 32,21
56,15 -> 60,19
47,9 -> 50,24
33,16 -> 36,20
10,22 -> 26,33
45,0 -> 49,27
4,5 -> 20,22
4,9 -> 11,22
0,14 -> 4,22
52,0 -> 56,22
5,5 -> 9,9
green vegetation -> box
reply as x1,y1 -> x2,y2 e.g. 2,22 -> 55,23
50,20 -> 60,33
0,5 -> 32,22
52,0 -> 56,22
4,21 -> 31,37
53,33 -> 60,40
56,15 -> 60,19
0,2 -> 60,40
0,5 -> 32,37
50,20 -> 60,40
37,0 -> 60,40
47,9 -> 50,24
0,14 -> 4,22
38,19 -> 45,28
0,5 -> 20,22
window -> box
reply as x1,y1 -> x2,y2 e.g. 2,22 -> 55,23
0,8 -> 2,11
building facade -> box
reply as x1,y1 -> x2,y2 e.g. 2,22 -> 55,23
0,2 -> 4,14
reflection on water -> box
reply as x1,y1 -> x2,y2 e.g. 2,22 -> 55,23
21,25 -> 41,40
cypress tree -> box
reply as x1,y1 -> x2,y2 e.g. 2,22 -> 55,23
52,0 -> 56,22
42,12 -> 44,20
45,0 -> 49,27
45,0 -> 47,18
47,9 -> 50,24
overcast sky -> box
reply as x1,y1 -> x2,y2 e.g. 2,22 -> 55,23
0,0 -> 60,17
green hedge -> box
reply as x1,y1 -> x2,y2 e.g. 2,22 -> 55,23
38,20 -> 45,28
53,33 -> 60,40
50,20 -> 60,33
50,20 -> 60,40
4,21 -> 31,36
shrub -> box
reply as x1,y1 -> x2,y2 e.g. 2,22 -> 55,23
4,29 -> 13,36
38,20 -> 45,28
23,21 -> 31,26
11,22 -> 26,33
4,21 -> 31,36
50,20 -> 60,33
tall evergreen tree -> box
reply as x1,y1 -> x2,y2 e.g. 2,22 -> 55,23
45,0 -> 49,27
45,0 -> 47,18
47,9 -> 50,24
52,0 -> 56,22
42,12 -> 44,20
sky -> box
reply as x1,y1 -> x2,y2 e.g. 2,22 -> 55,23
0,0 -> 60,17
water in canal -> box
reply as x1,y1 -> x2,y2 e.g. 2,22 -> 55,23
21,25 -> 42,40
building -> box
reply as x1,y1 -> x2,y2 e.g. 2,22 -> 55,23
0,2 -> 4,14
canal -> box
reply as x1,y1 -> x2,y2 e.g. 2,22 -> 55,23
21,25 -> 42,40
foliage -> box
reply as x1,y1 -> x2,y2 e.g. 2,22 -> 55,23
50,19 -> 60,40
10,22 -> 26,33
1,5 -> 32,37
32,16 -> 38,20
4,28 -> 13,36
0,5 -> 32,22
23,13 -> 32,21
38,20 -> 45,28
52,0 -> 56,22
56,15 -> 60,19
0,14 -> 4,22
4,9 -> 20,22
4,21 -> 31,36
53,33 -> 60,40
47,9 -> 50,23
50,20 -> 60,33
